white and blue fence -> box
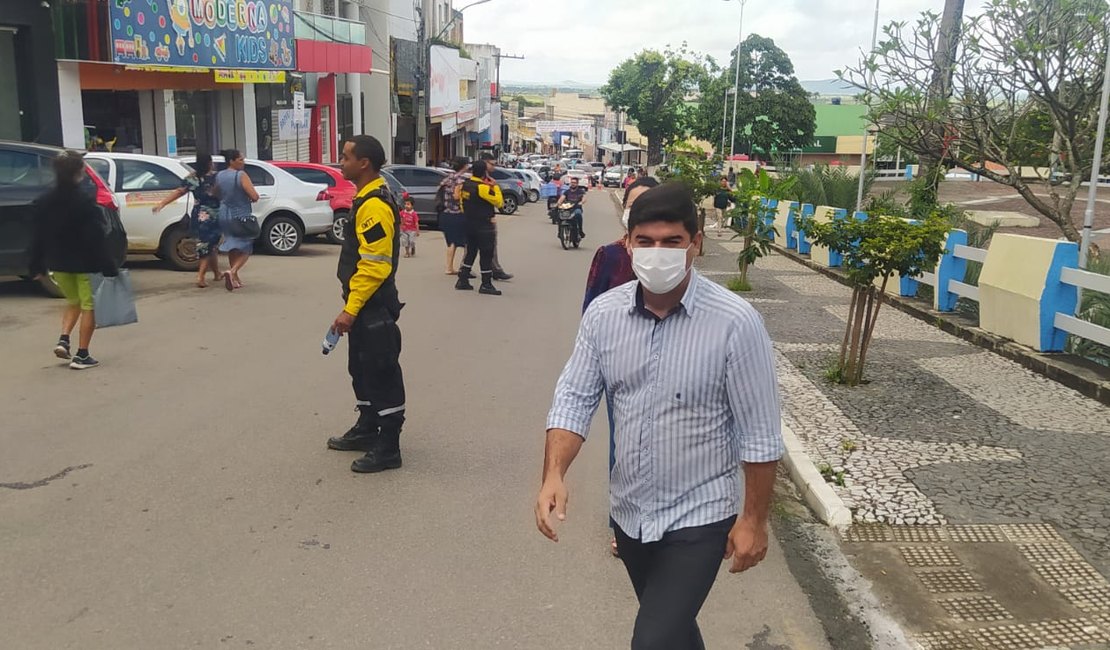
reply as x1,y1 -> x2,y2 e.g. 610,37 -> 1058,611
763,200 -> 1110,354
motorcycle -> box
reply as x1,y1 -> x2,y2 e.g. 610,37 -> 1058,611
552,202 -> 581,250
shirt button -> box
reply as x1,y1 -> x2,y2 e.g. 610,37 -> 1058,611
653,354 -> 659,360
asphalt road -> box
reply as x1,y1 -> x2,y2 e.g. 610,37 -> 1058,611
0,194 -> 833,649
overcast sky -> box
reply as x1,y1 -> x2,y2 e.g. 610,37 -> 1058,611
462,0 -> 989,85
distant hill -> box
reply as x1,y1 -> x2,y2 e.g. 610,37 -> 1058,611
801,79 -> 857,97
503,80 -> 602,93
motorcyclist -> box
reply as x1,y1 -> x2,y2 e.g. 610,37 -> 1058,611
560,176 -> 587,239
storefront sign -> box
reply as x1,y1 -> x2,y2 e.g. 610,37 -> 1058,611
457,99 -> 478,123
535,120 -> 592,134
214,69 -> 286,83
125,64 -> 208,73
292,91 -> 306,124
277,109 -> 308,140
110,0 -> 296,70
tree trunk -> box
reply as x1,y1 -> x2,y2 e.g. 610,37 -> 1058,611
855,278 -> 889,385
646,135 -> 664,166
919,0 -> 966,205
844,286 -> 868,386
697,207 -> 706,256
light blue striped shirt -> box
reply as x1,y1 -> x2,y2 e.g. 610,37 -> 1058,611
547,270 -> 783,543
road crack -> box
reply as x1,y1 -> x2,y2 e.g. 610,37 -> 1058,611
0,464 -> 92,490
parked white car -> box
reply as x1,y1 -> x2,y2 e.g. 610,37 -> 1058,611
509,169 -> 543,202
85,153 -> 199,271
179,155 -> 333,257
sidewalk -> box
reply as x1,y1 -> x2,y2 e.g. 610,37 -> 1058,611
697,231 -> 1110,649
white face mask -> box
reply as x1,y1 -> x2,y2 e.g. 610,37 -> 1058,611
621,208 -> 631,229
631,245 -> 691,295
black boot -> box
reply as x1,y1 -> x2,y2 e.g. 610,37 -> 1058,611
479,273 -> 502,296
491,269 -> 514,281
327,408 -> 378,451
455,267 -> 474,290
351,427 -> 402,473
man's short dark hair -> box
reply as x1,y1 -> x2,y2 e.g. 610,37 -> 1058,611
479,152 -> 495,161
471,160 -> 488,177
451,156 -> 469,172
627,182 -> 699,238
622,176 -> 659,206
349,135 -> 387,171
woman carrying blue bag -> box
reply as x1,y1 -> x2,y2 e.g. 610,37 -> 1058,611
216,149 -> 259,292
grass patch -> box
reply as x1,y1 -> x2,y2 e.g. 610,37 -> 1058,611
822,356 -> 844,384
727,276 -> 753,292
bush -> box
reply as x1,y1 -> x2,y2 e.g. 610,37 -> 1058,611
784,165 -> 872,211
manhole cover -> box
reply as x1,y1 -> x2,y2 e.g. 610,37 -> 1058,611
946,524 -> 1007,543
1030,618 -> 1110,645
1060,584 -> 1110,612
999,523 -> 1063,543
1017,542 -> 1084,564
967,624 -> 1044,649
914,629 -> 974,650
1034,561 -> 1107,587
937,595 -> 1012,622
892,526 -> 946,543
917,569 -> 983,594
900,546 -> 961,568
845,524 -> 892,543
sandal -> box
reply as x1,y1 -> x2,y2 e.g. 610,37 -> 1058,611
222,272 -> 234,292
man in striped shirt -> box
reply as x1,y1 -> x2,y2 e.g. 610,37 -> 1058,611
535,182 -> 784,650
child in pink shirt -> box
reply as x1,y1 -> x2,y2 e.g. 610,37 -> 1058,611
400,198 -> 420,257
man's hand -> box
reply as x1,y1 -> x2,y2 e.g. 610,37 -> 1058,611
534,476 -> 568,542
724,517 -> 769,573
332,310 -> 356,335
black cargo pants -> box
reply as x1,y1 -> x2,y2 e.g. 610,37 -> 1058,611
348,306 -> 406,433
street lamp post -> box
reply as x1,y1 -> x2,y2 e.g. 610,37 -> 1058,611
855,0 -> 881,212
724,0 -> 749,159
1080,23 -> 1110,270
720,88 -> 733,156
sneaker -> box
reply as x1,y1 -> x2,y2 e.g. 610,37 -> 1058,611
53,340 -> 71,360
69,355 -> 99,370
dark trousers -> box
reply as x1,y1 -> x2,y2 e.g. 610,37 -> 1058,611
347,306 -> 406,435
460,224 -> 496,276
614,516 -> 736,650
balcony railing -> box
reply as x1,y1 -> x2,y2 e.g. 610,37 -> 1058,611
293,11 -> 366,46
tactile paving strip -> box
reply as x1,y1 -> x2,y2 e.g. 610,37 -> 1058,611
998,523 -> 1064,543
891,526 -> 946,543
937,595 -> 1012,622
844,524 -> 893,543
913,629 -> 974,650
967,624 -> 1044,649
1030,617 -> 1110,646
946,524 -> 1007,543
900,546 -> 962,568
1017,542 -> 1085,564
1059,584 -> 1110,612
916,569 -> 983,594
1034,561 -> 1107,587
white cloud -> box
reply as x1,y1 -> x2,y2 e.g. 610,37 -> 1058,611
460,0 -> 989,85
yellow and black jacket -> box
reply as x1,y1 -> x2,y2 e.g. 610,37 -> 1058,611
337,176 -> 402,318
459,176 -> 503,226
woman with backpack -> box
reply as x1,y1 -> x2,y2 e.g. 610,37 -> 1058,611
437,157 -> 470,275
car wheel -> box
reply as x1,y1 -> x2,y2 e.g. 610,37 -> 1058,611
161,224 -> 200,272
527,189 -> 539,203
262,214 -> 304,255
327,210 -> 348,245
500,194 -> 518,215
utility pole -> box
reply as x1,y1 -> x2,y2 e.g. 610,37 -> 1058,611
855,0 -> 880,212
1079,20 -> 1110,270
414,2 -> 426,166
728,0 -> 748,158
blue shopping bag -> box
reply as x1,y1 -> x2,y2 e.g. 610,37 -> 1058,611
91,270 -> 138,328
539,181 -> 559,198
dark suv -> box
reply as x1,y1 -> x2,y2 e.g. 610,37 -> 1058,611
0,141 -> 127,295
488,168 -> 525,215
383,164 -> 450,228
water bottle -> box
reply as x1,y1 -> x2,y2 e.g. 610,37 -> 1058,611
322,327 -> 341,355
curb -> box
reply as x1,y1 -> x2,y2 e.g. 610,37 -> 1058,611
780,419 -> 853,529
771,244 -> 1110,407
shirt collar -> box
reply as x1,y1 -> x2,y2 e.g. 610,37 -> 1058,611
355,176 -> 385,199
628,268 -> 702,319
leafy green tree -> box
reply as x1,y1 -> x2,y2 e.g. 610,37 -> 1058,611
728,168 -> 797,289
797,212 -> 950,385
658,143 -> 722,254
694,35 -> 816,158
601,45 -> 708,165
840,0 -> 1110,243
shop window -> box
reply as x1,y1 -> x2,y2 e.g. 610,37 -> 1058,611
0,150 -> 48,187
244,164 -> 275,187
116,160 -> 182,192
285,167 -> 335,187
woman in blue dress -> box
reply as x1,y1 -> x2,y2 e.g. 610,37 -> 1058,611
153,152 -> 222,288
215,149 -> 259,291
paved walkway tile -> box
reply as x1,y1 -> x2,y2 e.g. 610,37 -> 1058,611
695,239 -> 1110,647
